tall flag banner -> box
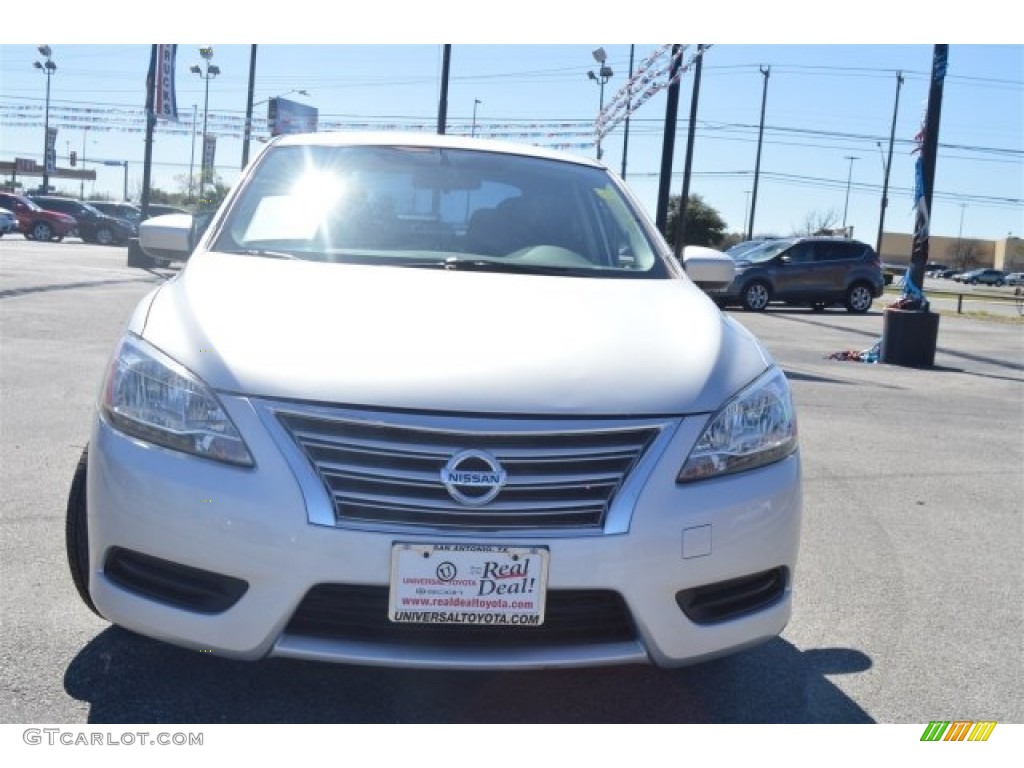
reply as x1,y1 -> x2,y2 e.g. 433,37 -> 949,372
149,45 -> 179,122
202,134 -> 217,183
45,127 -> 58,173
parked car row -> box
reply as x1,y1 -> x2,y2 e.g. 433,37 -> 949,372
0,191 -> 78,241
952,268 -> 1010,286
29,196 -> 137,245
0,193 -> 189,245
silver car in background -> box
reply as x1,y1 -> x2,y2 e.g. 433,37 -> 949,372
67,132 -> 801,669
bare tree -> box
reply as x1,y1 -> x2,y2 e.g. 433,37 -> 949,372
947,238 -> 983,271
794,209 -> 840,236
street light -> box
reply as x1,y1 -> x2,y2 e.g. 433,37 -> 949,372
33,45 -> 57,193
190,47 -> 220,198
842,155 -> 859,232
471,99 -> 481,137
587,47 -> 613,161
254,89 -> 309,108
103,160 -> 128,201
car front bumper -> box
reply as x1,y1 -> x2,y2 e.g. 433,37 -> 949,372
86,396 -> 802,670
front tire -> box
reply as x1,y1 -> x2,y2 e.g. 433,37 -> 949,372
741,281 -> 771,312
30,221 -> 53,241
845,283 -> 874,313
66,446 -> 101,617
95,227 -> 114,246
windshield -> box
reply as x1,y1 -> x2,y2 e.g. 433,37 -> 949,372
212,144 -> 668,278
734,239 -> 797,264
726,240 -> 771,259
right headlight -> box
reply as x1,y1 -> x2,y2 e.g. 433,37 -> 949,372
678,367 -> 797,483
100,333 -> 253,467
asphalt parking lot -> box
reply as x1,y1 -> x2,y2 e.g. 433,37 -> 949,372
1,236 -> 1021,724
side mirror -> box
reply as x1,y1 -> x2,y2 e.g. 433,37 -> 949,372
682,245 -> 736,291
138,213 -> 194,261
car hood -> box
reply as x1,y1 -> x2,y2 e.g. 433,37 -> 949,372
138,252 -> 773,416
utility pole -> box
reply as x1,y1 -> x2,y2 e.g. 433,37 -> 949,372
876,71 -> 904,257
747,65 -> 770,241
437,45 -> 451,135
674,44 -> 706,258
909,45 -> 948,290
141,46 -> 157,219
655,45 -> 682,234
881,45 -> 947,369
188,104 -> 197,203
621,44 -> 635,179
242,45 -> 257,169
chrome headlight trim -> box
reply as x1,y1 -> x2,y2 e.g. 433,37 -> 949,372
677,366 -> 797,483
101,333 -> 253,467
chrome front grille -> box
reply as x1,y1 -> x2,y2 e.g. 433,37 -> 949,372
274,409 -> 664,531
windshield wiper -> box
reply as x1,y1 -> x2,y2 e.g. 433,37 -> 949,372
400,257 -> 572,275
223,248 -> 299,260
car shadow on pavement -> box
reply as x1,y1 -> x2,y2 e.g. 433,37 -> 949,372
0,276 -> 163,301
64,626 -> 873,723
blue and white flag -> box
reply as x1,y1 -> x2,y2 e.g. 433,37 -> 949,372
150,44 -> 179,122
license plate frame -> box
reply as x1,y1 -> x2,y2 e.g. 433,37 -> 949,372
388,543 -> 549,626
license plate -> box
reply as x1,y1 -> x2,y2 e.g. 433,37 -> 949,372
389,543 -> 549,626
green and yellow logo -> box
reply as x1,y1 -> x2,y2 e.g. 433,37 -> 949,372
921,721 -> 997,741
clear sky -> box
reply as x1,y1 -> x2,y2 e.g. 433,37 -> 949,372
2,9 -> 1021,247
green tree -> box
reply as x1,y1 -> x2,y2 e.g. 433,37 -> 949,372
664,194 -> 728,249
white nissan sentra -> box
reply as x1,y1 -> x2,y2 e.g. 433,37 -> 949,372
67,132 -> 801,669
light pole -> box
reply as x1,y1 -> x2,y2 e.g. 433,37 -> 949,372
471,99 -> 481,137
33,45 -> 57,193
747,65 -> 770,241
842,155 -> 859,232
876,71 -> 904,257
79,127 -> 91,200
588,47 -> 613,161
190,47 -> 220,198
956,203 -> 967,264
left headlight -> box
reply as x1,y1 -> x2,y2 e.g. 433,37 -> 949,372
101,333 -> 253,467
678,366 -> 797,483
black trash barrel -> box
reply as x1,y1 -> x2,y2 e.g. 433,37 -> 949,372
881,308 -> 940,368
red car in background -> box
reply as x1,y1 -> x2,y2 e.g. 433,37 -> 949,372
0,191 -> 78,242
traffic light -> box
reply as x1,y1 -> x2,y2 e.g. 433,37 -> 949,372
70,151 -> 77,167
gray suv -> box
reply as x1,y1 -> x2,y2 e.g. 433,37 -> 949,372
710,236 -> 884,313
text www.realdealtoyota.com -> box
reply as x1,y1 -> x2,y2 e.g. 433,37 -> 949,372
401,596 -> 534,610
393,610 -> 541,625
